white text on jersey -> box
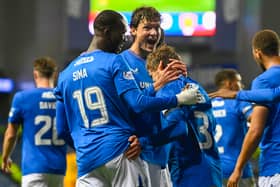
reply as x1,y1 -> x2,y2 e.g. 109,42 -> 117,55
39,102 -> 56,109
73,68 -> 88,81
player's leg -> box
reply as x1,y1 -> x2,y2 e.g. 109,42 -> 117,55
76,165 -> 111,187
160,166 -> 173,187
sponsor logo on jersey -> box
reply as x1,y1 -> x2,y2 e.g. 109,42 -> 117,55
211,100 -> 225,107
139,81 -> 152,89
74,56 -> 94,66
42,91 -> 55,99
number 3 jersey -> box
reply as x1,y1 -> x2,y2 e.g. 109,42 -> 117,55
157,76 -> 222,187
8,88 -> 67,176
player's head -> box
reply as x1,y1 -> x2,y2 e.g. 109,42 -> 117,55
146,44 -> 180,81
33,56 -> 58,87
252,29 -> 280,70
93,10 -> 127,53
130,6 -> 161,56
214,69 -> 243,91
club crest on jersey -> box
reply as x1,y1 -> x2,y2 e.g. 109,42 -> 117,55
123,71 -> 135,80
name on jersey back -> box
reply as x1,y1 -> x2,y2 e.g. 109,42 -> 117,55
73,68 -> 88,81
40,91 -> 56,109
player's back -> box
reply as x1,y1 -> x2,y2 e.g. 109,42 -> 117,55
157,76 -> 222,187
56,50 -> 138,177
252,65 -> 280,176
211,97 -> 254,178
8,88 -> 66,175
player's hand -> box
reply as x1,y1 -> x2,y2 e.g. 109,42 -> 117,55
168,58 -> 187,77
208,88 -> 238,99
153,60 -> 187,91
227,169 -> 242,187
125,135 -> 141,160
1,157 -> 12,173
176,87 -> 198,105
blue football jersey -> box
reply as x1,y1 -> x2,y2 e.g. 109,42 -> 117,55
8,88 -> 66,175
211,97 -> 254,178
251,66 -> 280,176
55,50 -> 140,177
157,76 -> 222,187
120,49 -> 168,167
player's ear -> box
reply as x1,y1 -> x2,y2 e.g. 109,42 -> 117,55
157,60 -> 164,71
33,70 -> 38,79
130,27 -> 137,37
254,48 -> 261,59
224,80 -> 231,89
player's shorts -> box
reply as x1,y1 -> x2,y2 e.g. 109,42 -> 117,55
143,161 -> 173,187
223,177 -> 256,187
161,167 -> 173,187
258,173 -> 280,187
22,173 -> 64,187
76,153 -> 149,187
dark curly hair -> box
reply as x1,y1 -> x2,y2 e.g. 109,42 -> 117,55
252,29 -> 280,56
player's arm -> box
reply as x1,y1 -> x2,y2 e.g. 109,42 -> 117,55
56,100 -> 74,149
236,87 -> 280,102
227,105 -> 267,187
139,108 -> 188,147
1,123 -> 19,173
122,88 -> 197,113
209,87 -> 280,103
117,55 -> 197,112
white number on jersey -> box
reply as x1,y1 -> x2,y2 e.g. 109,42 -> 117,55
194,111 -> 213,150
34,115 -> 65,146
73,86 -> 109,128
214,124 -> 224,153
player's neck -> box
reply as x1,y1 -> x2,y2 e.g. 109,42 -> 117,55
36,79 -> 53,88
263,56 -> 280,69
130,44 -> 149,60
87,39 -> 99,53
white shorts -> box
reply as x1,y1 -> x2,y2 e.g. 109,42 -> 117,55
143,161 -> 173,187
22,173 -> 64,187
76,154 -> 149,187
258,173 -> 280,187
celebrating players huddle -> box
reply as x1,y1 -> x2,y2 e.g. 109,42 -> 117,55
2,5 -> 280,187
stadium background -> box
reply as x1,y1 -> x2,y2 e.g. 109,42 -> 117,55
0,0 -> 279,186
